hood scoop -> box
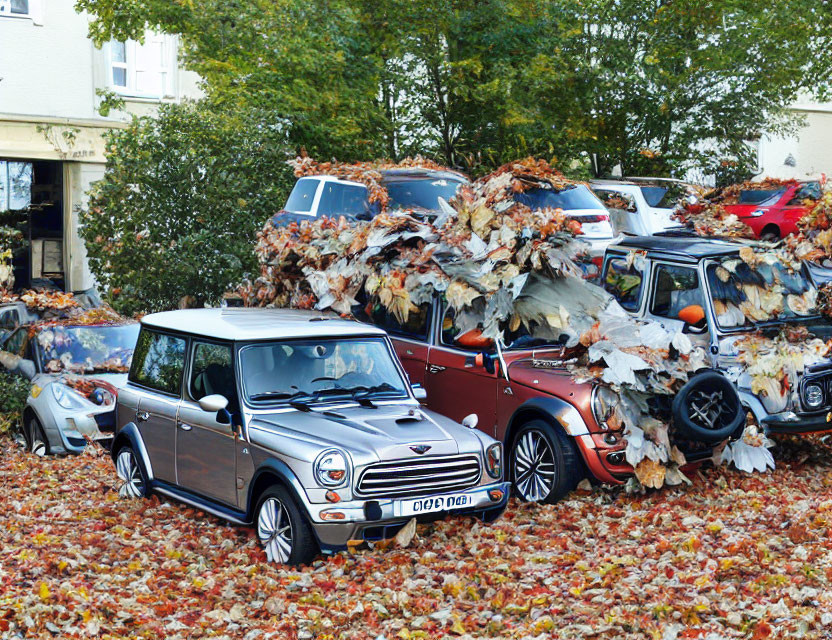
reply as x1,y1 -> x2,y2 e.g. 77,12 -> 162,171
395,408 -> 425,425
323,410 -> 346,419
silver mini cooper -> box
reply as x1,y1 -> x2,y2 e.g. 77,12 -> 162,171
112,308 -> 509,565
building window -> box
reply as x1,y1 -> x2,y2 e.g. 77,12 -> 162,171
108,32 -> 176,99
0,0 -> 30,17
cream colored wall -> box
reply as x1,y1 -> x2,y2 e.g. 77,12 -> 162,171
758,104 -> 832,180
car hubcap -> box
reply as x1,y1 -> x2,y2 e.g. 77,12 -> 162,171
689,389 -> 726,430
29,427 -> 46,457
257,497 -> 293,563
513,430 -> 555,502
116,449 -> 144,498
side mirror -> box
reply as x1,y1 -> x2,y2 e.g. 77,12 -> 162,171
678,304 -> 707,334
462,414 -> 478,430
411,383 -> 427,401
17,359 -> 36,381
199,394 -> 229,413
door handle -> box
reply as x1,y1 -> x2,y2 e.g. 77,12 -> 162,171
178,422 -> 192,431
136,411 -> 150,422
428,364 -> 446,374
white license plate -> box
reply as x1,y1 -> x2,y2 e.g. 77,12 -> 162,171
398,493 -> 473,517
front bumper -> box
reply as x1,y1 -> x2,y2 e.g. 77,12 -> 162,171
763,411 -> 832,434
306,481 -> 511,551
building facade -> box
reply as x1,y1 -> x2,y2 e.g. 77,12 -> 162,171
0,0 -> 200,293
757,101 -> 832,181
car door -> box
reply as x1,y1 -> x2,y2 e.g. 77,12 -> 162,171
644,261 -> 711,350
176,340 -> 239,506
128,328 -> 187,484
425,304 -> 499,436
361,299 -> 432,388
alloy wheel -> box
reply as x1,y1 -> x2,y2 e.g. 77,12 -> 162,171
27,420 -> 46,457
116,449 -> 145,498
257,497 -> 294,564
513,430 -> 556,502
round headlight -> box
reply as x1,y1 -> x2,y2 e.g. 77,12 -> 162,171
485,443 -> 502,479
314,450 -> 348,488
591,385 -> 619,427
804,382 -> 824,409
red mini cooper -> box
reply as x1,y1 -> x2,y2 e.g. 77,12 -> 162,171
724,181 -> 821,240
359,298 -> 721,504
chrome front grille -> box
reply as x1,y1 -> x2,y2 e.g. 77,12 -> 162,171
356,454 -> 481,499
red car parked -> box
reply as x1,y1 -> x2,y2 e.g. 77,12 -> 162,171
724,180 -> 821,240
359,299 -> 715,503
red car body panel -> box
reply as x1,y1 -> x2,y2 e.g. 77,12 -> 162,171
391,333 -> 632,486
724,182 -> 818,239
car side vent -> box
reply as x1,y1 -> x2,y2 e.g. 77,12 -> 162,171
395,417 -> 422,425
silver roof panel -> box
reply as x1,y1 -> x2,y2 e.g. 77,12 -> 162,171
141,308 -> 387,341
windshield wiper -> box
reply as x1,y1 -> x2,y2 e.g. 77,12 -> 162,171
341,383 -> 400,406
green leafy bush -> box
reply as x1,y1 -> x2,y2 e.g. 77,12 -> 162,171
0,372 -> 31,436
80,101 -> 296,316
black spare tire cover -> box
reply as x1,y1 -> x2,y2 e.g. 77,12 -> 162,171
672,370 -> 745,443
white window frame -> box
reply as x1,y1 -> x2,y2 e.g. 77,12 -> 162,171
0,0 -> 43,24
107,32 -> 177,100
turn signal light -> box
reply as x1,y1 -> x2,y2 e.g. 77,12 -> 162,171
488,489 -> 504,502
325,491 -> 341,503
320,510 -> 346,521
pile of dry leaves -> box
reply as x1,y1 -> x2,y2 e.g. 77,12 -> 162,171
787,191 -> 832,264
240,158 -> 775,488
3,435 -> 832,639
0,288 -> 79,312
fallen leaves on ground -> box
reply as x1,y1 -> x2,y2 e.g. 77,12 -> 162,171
3,435 -> 832,639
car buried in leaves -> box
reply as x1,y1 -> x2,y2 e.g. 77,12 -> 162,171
111,308 -> 509,566
359,291 -> 744,503
602,234 -> 832,437
0,315 -> 139,455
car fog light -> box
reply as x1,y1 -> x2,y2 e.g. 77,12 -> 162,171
488,489 -> 505,502
325,491 -> 341,503
320,510 -> 346,521
804,383 -> 824,409
603,433 -> 620,445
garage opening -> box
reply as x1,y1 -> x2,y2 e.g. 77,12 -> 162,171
0,158 -> 65,291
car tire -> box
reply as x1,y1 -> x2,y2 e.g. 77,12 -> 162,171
510,419 -> 584,504
115,445 -> 149,499
255,485 -> 318,566
672,370 -> 745,443
25,415 -> 49,457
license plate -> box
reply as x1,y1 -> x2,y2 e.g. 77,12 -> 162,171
398,493 -> 473,517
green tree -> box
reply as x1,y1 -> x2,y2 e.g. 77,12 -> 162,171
80,102 -> 295,315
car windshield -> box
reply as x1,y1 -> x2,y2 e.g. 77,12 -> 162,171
706,257 -> 818,330
283,178 -> 319,213
241,336 -> 408,405
737,189 -> 785,205
385,177 -> 465,212
513,185 -> 606,211
35,323 -> 140,374
640,183 -> 687,208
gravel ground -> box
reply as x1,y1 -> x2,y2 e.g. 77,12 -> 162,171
1,434 -> 832,639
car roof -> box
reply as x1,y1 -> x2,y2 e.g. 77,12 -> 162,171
380,168 -> 468,182
140,308 -> 387,341
609,234 -> 747,261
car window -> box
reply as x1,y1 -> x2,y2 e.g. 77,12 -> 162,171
0,309 -> 19,332
737,189 -> 785,205
283,178 -> 319,214
640,184 -> 686,208
385,178 -> 465,212
362,301 -> 430,341
787,182 -> 821,206
513,184 -> 607,211
594,189 -> 637,212
603,257 -> 643,311
2,327 -> 28,356
190,341 -> 237,407
129,329 -> 187,395
317,182 -> 371,218
650,264 -> 704,320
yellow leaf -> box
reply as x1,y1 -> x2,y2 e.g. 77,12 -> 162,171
450,617 -> 466,635
39,583 -> 50,601
58,561 -> 68,572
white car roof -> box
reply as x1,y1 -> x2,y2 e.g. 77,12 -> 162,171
141,308 -> 387,341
